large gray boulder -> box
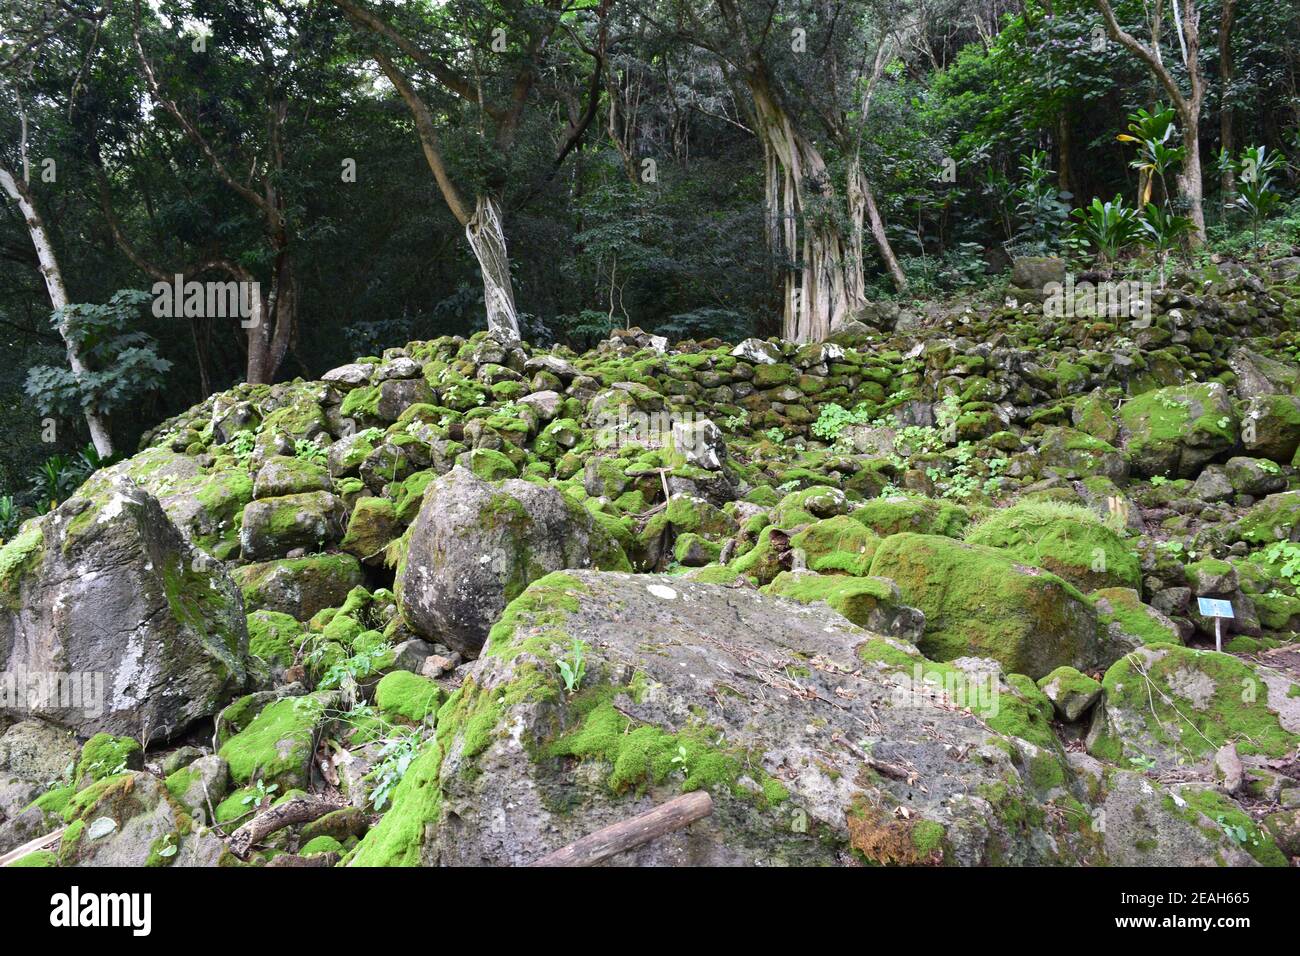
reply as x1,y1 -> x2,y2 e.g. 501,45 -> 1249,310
398,467 -> 630,656
353,571 -> 1250,867
0,477 -> 249,744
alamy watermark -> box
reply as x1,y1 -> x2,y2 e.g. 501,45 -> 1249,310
891,663 -> 1000,719
151,274 -> 260,327
1043,275 -> 1152,319
592,405 -> 721,465
0,668 -> 105,720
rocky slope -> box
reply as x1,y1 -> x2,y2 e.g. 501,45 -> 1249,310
3,256 -> 1300,867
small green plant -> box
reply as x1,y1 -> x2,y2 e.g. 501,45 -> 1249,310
242,778 -> 278,807
154,832 -> 178,859
556,638 -> 588,693
763,427 -> 786,444
0,495 -> 18,538
810,403 -> 865,442
369,731 -> 422,811
723,410 -> 749,431
1128,754 -> 1158,772
670,744 -> 689,777
226,431 -> 257,463
1262,541 -> 1300,588
1069,195 -> 1146,267
1220,145 -> 1284,247
1010,149 -> 1071,254
294,438 -> 327,463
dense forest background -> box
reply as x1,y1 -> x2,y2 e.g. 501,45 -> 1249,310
1,0 -> 1298,519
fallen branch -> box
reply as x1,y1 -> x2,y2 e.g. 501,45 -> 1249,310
528,790 -> 713,867
0,826 -> 67,867
228,794 -> 342,859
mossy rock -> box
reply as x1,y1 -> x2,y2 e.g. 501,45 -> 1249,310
231,553 -> 364,620
246,609 -> 303,668
1086,644 -> 1300,768
789,515 -> 881,576
341,496 -> 400,563
1118,383 -> 1237,479
218,693 -> 334,791
963,500 -> 1140,592
764,571 -> 921,639
851,496 -> 970,538
374,671 -> 445,725
1093,587 -> 1182,650
75,733 -> 143,787
867,532 -> 1102,679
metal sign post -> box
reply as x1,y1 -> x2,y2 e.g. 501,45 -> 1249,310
1196,597 -> 1235,653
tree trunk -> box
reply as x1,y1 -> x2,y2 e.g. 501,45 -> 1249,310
0,162 -> 114,457
1092,0 -> 1206,245
1218,0 -> 1236,196
1056,114 -> 1074,194
466,194 -> 521,342
849,163 -> 908,293
748,71 -> 863,342
1177,113 -> 1207,240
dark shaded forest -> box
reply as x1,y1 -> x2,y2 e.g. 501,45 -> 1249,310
2,0 -> 1298,521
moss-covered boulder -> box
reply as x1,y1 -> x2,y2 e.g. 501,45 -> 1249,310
351,571 -> 1106,866
851,496 -> 970,538
0,477 -> 248,742
239,490 -> 348,561
56,771 -> 232,866
75,734 -> 144,787
231,553 -> 364,620
1232,490 -> 1300,545
340,496 -> 399,564
399,466 -> 630,655
1118,383 -> 1237,478
374,671 -> 444,725
1036,666 -> 1102,722
1086,644 -> 1300,769
867,533 -> 1103,679
252,456 -> 332,499
788,515 -> 881,576
763,571 -> 923,640
163,754 -> 231,823
218,692 -> 336,791
1093,587 -> 1182,649
246,609 -> 303,668
963,501 -> 1140,592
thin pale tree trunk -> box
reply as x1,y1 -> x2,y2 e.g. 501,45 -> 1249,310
749,73 -> 862,342
0,162 -> 114,457
466,195 -> 520,342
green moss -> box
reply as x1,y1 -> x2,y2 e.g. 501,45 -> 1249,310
374,670 -> 444,724
1098,645 -> 1300,761
347,741 -> 443,866
1178,789 -> 1287,866
0,521 -> 44,608
461,447 -> 519,481
246,609 -> 302,667
23,785 -> 74,823
852,497 -> 970,538
763,571 -> 895,629
218,694 -> 327,789
8,849 -> 57,867
1093,587 -> 1181,646
963,500 -> 1139,591
549,695 -> 788,806
301,835 -> 345,855
790,516 -> 881,576
75,733 -> 142,783
910,819 -> 946,856
867,532 -> 1094,679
